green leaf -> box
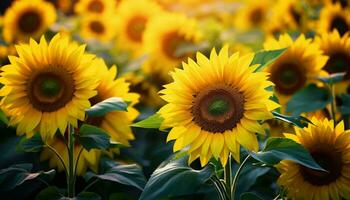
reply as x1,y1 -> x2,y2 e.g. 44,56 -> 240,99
17,133 -> 44,152
250,48 -> 286,72
78,124 -> 110,151
74,192 -> 101,200
250,137 -> 325,171
86,97 -> 128,117
0,109 -> 8,124
318,72 -> 346,84
0,163 -> 55,191
139,156 -> 214,200
286,84 -> 332,116
131,113 -> 164,129
36,186 -> 65,200
240,192 -> 264,200
272,111 -> 311,128
85,160 -> 146,191
338,94 -> 350,116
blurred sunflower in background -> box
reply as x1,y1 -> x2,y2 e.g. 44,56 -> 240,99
159,46 -> 279,166
3,0 -> 56,43
263,34 -> 328,106
80,14 -> 116,42
0,34 -> 99,139
142,13 -> 202,79
75,0 -> 116,15
317,3 -> 350,36
115,0 -> 164,56
278,117 -> 350,199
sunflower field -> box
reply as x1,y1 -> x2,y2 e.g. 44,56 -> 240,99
1,0 -> 350,199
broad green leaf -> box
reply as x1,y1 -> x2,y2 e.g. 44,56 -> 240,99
86,97 -> 128,117
0,163 -> 55,191
74,192 -> 101,200
139,156 -> 214,200
36,187 -> 65,200
286,84 -> 332,116
109,193 -> 137,200
250,137 -> 325,171
240,192 -> 264,200
131,113 -> 164,129
338,94 -> 350,115
16,133 -> 44,152
250,48 -> 286,72
78,124 -> 110,151
85,160 -> 146,191
272,111 -> 311,128
318,72 -> 346,84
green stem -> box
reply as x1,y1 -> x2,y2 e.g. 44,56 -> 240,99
82,178 -> 99,193
45,143 -> 68,177
231,155 -> 251,200
210,176 -> 228,200
224,155 -> 232,200
67,124 -> 75,198
72,147 -> 84,190
330,84 -> 336,123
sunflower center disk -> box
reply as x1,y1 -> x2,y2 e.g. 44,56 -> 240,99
18,11 -> 42,34
127,16 -> 147,42
192,84 -> 245,133
27,67 -> 75,112
162,31 -> 193,60
271,63 -> 306,95
325,52 -> 350,78
90,21 -> 105,34
88,0 -> 104,13
249,8 -> 264,25
300,149 -> 343,186
330,15 -> 349,36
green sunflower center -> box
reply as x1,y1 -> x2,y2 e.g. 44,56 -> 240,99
27,67 -> 75,112
126,16 -> 147,42
300,148 -> 343,186
162,31 -> 193,60
192,83 -> 245,133
18,10 -> 42,34
330,15 -> 349,36
324,51 -> 350,78
271,62 -> 306,95
87,0 -> 104,13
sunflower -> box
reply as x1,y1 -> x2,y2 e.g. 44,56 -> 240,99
278,117 -> 350,199
263,34 -> 328,106
75,0 -> 116,15
142,13 -> 202,78
40,134 -> 100,175
87,59 -> 139,146
315,30 -> 350,79
115,0 -> 163,56
3,0 -> 56,43
317,3 -> 350,36
234,0 -> 272,30
0,34 -> 100,139
46,0 -> 78,15
80,14 -> 116,42
158,46 -> 280,166
325,0 -> 350,7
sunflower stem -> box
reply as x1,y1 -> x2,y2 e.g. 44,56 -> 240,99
67,124 -> 75,198
210,176 -> 229,200
45,143 -> 68,177
231,154 -> 251,200
330,83 -> 337,124
224,155 -> 232,200
72,147 -> 84,191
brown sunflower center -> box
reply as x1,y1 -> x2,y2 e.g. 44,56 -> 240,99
18,10 -> 42,34
126,16 -> 147,42
290,6 -> 302,25
191,84 -> 245,133
87,0 -> 104,13
271,62 -> 306,95
324,51 -> 350,78
300,148 -> 343,186
332,0 -> 348,8
89,21 -> 105,34
27,67 -> 75,112
249,7 -> 264,25
330,15 -> 349,36
162,31 -> 193,60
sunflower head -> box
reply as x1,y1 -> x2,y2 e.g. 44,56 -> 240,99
115,0 -> 163,56
3,0 -> 56,43
263,34 -> 328,105
159,46 -> 280,166
142,13 -> 202,78
0,34 -> 100,139
80,14 -> 116,42
75,0 -> 116,15
278,117 -> 350,199
315,30 -> 350,79
318,3 -> 350,36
